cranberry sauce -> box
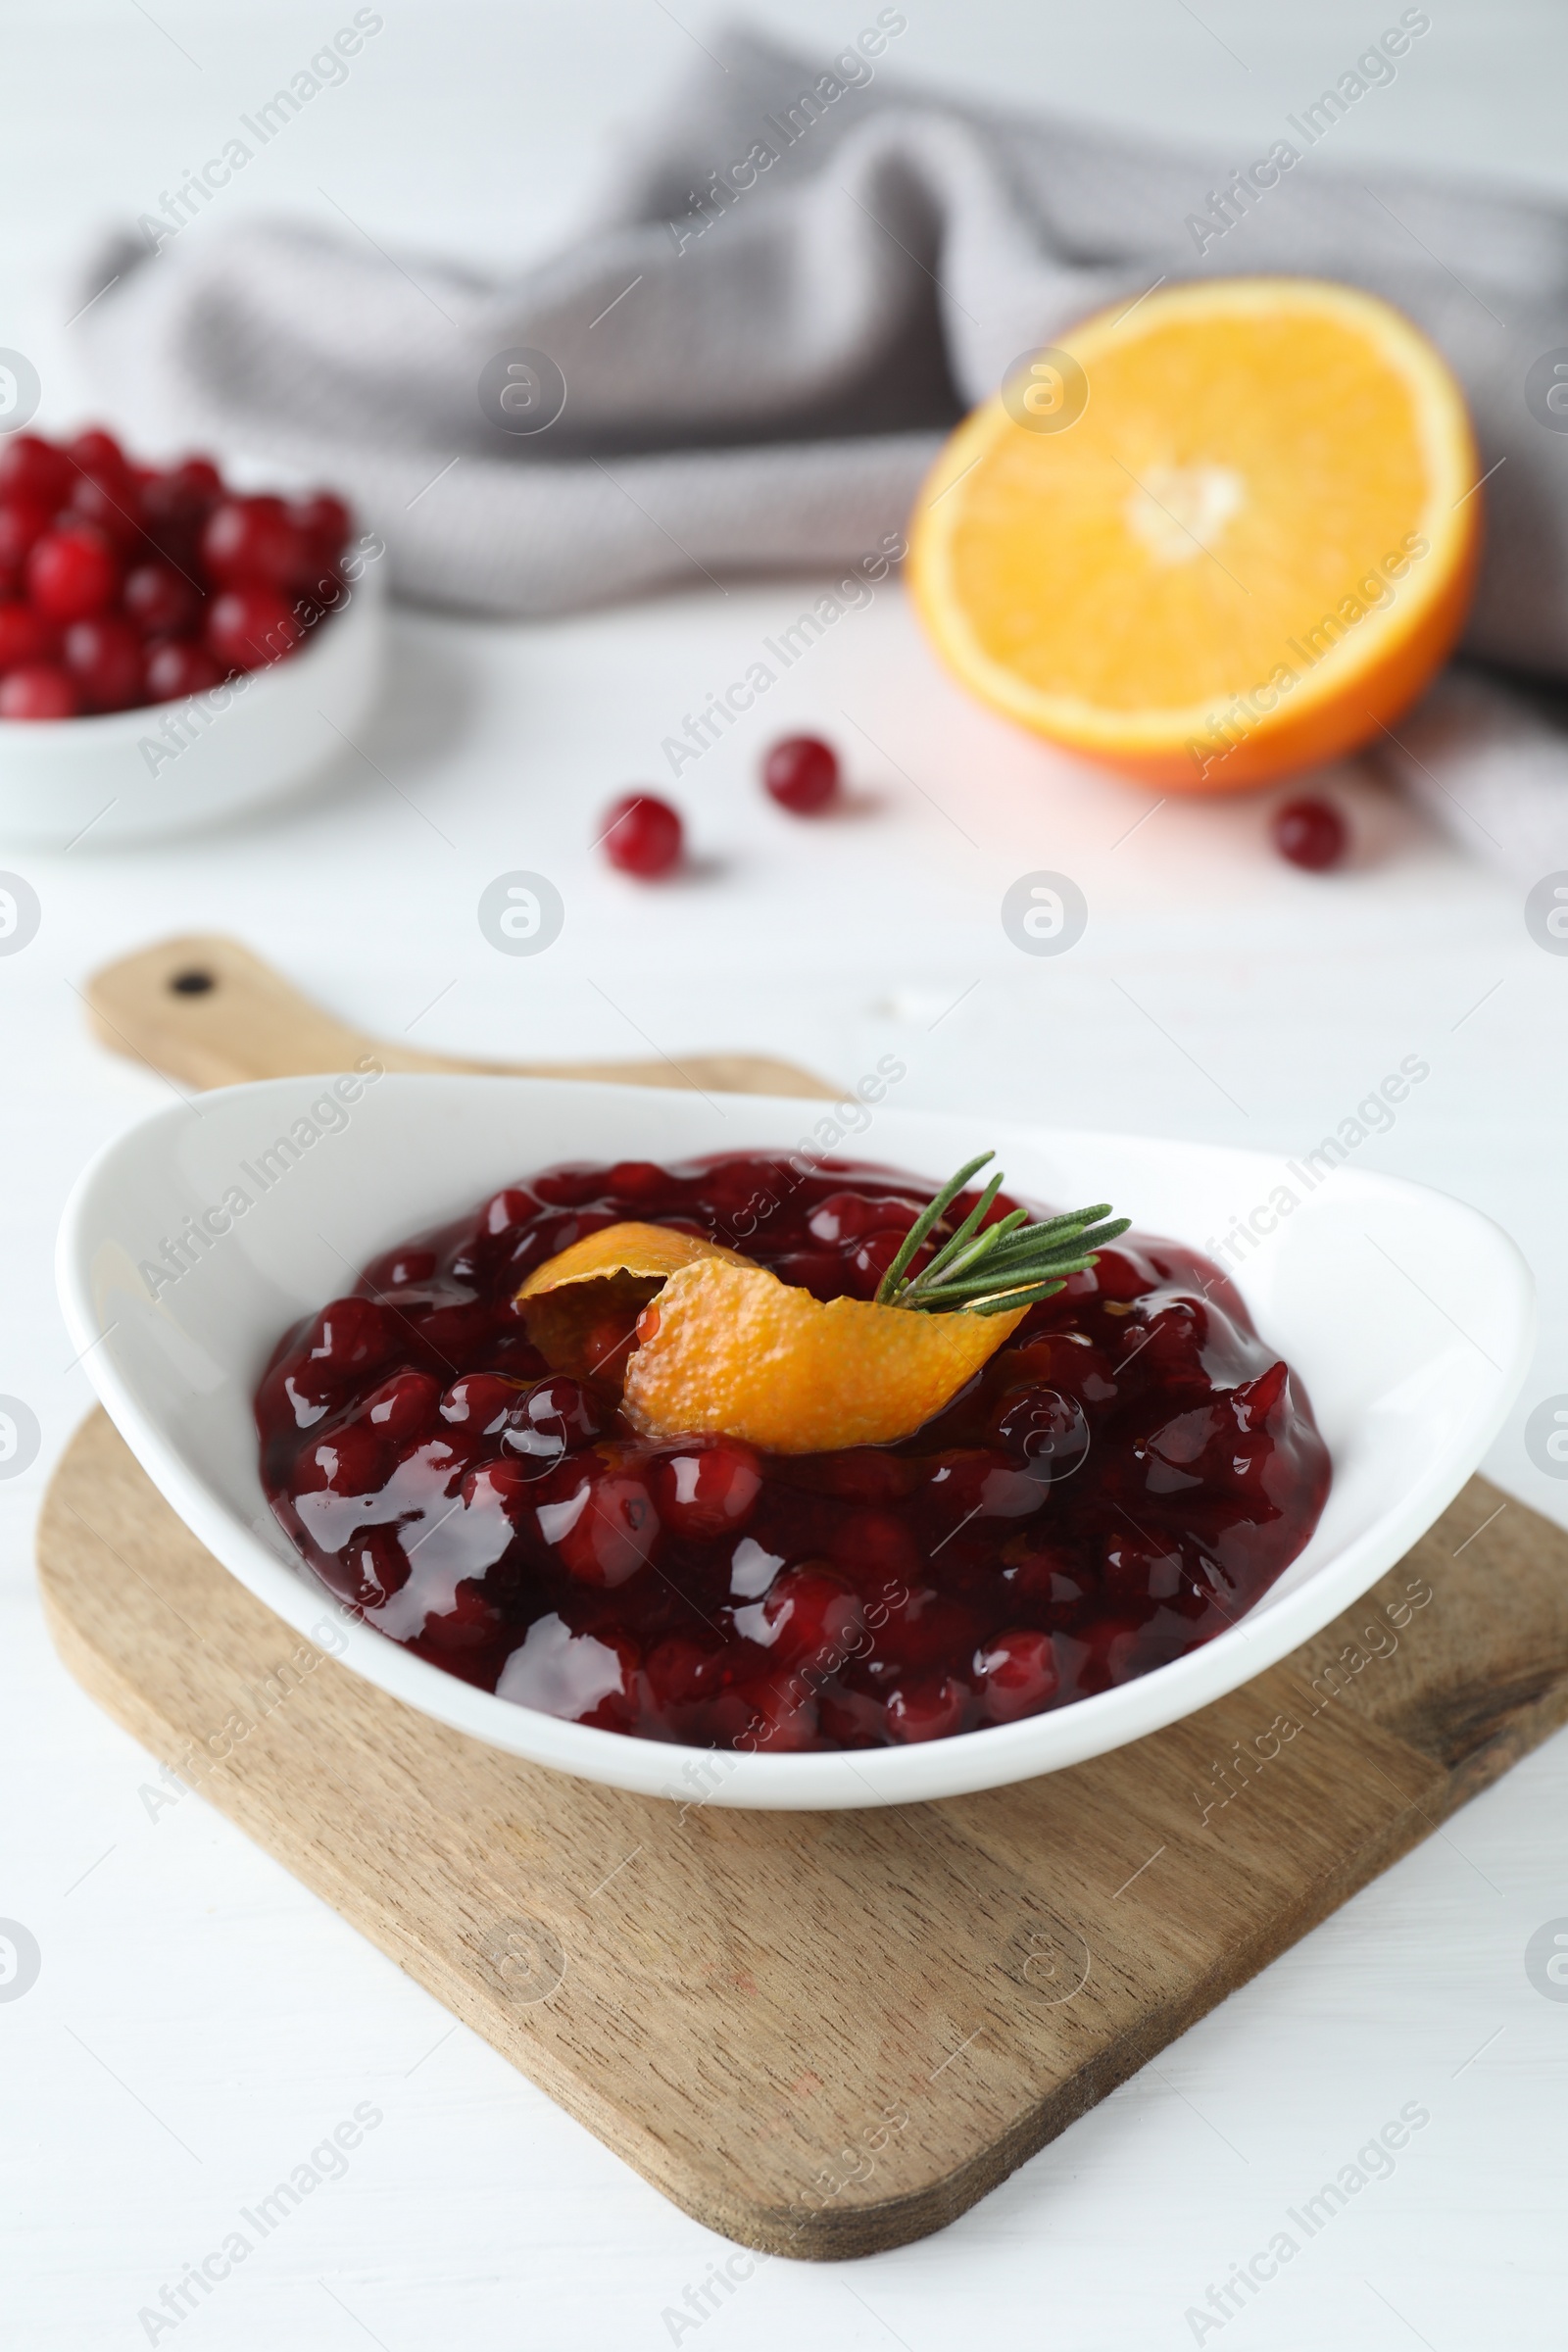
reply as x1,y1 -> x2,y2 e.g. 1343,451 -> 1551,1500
255,1154 -> 1330,1751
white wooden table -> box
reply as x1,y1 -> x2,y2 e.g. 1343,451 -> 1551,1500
3,5 -> 1566,2345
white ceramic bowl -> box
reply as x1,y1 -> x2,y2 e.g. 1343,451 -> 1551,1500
56,1075 -> 1534,1808
0,559 -> 385,847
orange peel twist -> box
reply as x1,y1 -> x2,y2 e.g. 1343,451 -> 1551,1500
515,1221 -> 1026,1452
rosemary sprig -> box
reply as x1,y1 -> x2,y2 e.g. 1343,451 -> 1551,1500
875,1151 -> 1130,1316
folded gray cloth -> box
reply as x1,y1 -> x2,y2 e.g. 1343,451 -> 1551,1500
1374,665 -> 1568,883
74,24 -> 1568,868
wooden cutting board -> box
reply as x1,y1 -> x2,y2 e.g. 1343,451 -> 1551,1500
39,935 -> 1568,2258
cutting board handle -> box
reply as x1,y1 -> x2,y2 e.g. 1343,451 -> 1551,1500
85,933 -> 839,1100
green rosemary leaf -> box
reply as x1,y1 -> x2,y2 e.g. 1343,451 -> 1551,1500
873,1151 -> 995,1304
876,1151 -> 1130,1317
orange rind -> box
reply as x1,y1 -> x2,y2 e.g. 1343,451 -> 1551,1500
907,276 -> 1480,790
515,1220 -> 1025,1451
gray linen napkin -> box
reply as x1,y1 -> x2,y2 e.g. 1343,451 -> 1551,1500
75,25 -> 1568,868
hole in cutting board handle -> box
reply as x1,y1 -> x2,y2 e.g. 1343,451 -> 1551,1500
170,969 -> 216,996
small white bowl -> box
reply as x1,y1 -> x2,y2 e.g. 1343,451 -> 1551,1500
56,1076 -> 1534,1809
0,559 -> 385,847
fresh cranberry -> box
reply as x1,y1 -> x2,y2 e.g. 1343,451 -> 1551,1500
69,469 -> 145,552
654,1441 -> 762,1539
602,792 -> 683,879
200,494 -> 309,587
0,602 -> 54,673
63,615 -> 144,711
144,639 -> 221,701
973,1629 -> 1058,1722
885,1675 -> 968,1742
762,734 -> 840,814
123,561 -> 202,637
292,492 -> 352,556
1271,796 -> 1347,871
169,456 -> 222,501
0,500 -> 51,576
141,462 -> 223,565
206,581 -> 307,670
0,662 -> 79,719
26,522 -> 118,622
66,426 -> 129,480
0,433 -> 72,508
544,1466 -> 659,1587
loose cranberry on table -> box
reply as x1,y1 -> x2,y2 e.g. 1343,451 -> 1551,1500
602,791 -> 684,879
256,1152 -> 1330,1753
1271,796 -> 1348,871
762,733 -> 840,814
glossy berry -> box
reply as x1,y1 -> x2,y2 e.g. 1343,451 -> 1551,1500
653,1440 -> 762,1539
1271,796 -> 1347,872
64,615 -> 144,712
760,1565 -> 863,1664
885,1674 -> 968,1743
762,733 -> 839,814
303,1297 -> 399,1375
256,1151 -> 1332,1751
0,601 -> 54,673
0,662 -> 80,719
602,792 -> 683,879
123,561 -> 202,638
201,494 -> 308,587
549,1466 -> 659,1588
26,522 -> 118,622
206,581 -> 306,671
973,1628 -> 1058,1723
144,639 -> 221,702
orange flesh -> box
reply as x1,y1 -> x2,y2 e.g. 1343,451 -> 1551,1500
908,277 -> 1479,787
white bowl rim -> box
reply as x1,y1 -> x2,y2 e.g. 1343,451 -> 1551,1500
55,1076 -> 1537,1810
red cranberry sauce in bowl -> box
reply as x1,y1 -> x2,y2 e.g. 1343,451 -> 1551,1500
255,1153 -> 1330,1752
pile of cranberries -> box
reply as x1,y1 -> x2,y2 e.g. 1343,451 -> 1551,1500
0,426 -> 354,720
257,1152 -> 1331,1753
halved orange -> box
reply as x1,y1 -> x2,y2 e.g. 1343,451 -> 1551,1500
908,277 -> 1480,789
516,1221 -> 1025,1451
